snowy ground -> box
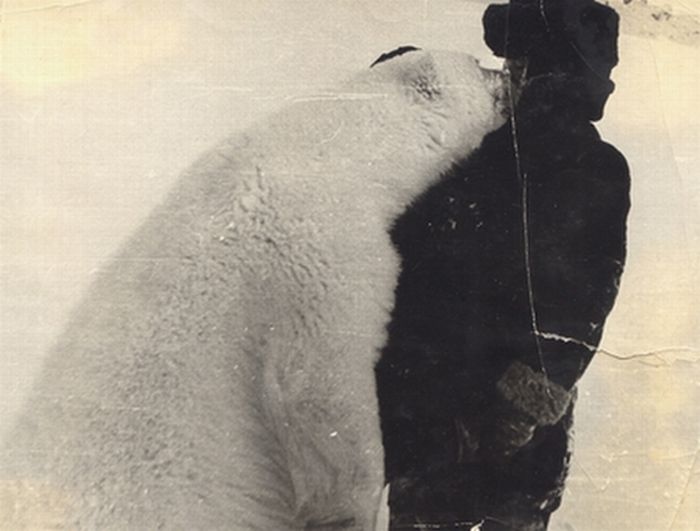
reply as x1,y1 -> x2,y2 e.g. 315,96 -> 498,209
1,1 -> 698,529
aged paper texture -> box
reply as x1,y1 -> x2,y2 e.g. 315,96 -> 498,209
1,1 -> 698,528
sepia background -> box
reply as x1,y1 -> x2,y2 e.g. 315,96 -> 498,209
1,0 -> 698,528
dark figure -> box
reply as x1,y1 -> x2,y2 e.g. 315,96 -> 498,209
375,0 -> 630,529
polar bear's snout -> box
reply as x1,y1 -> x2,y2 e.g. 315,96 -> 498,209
482,68 -> 509,117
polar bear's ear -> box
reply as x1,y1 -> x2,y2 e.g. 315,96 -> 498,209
370,45 -> 421,68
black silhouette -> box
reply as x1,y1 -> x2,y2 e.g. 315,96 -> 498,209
376,0 -> 631,528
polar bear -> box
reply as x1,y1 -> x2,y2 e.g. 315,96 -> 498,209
1,49 -> 505,530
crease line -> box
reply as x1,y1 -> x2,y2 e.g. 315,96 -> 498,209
536,330 -> 699,362
667,446 -> 699,530
504,4 -> 551,394
3,0 -> 99,16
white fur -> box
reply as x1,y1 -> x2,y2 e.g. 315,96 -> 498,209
1,50 -> 505,529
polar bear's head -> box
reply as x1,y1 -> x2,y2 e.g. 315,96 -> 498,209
363,48 -> 508,208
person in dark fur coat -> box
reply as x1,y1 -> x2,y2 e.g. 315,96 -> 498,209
375,0 -> 631,529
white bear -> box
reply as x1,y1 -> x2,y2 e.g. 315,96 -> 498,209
1,49 -> 505,530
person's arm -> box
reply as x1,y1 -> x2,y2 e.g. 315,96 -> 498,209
482,139 -> 630,459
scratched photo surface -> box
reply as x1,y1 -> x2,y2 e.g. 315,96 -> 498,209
0,0 -> 698,529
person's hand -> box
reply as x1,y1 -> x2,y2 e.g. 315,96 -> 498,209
453,398 -> 538,464
478,399 -> 538,462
